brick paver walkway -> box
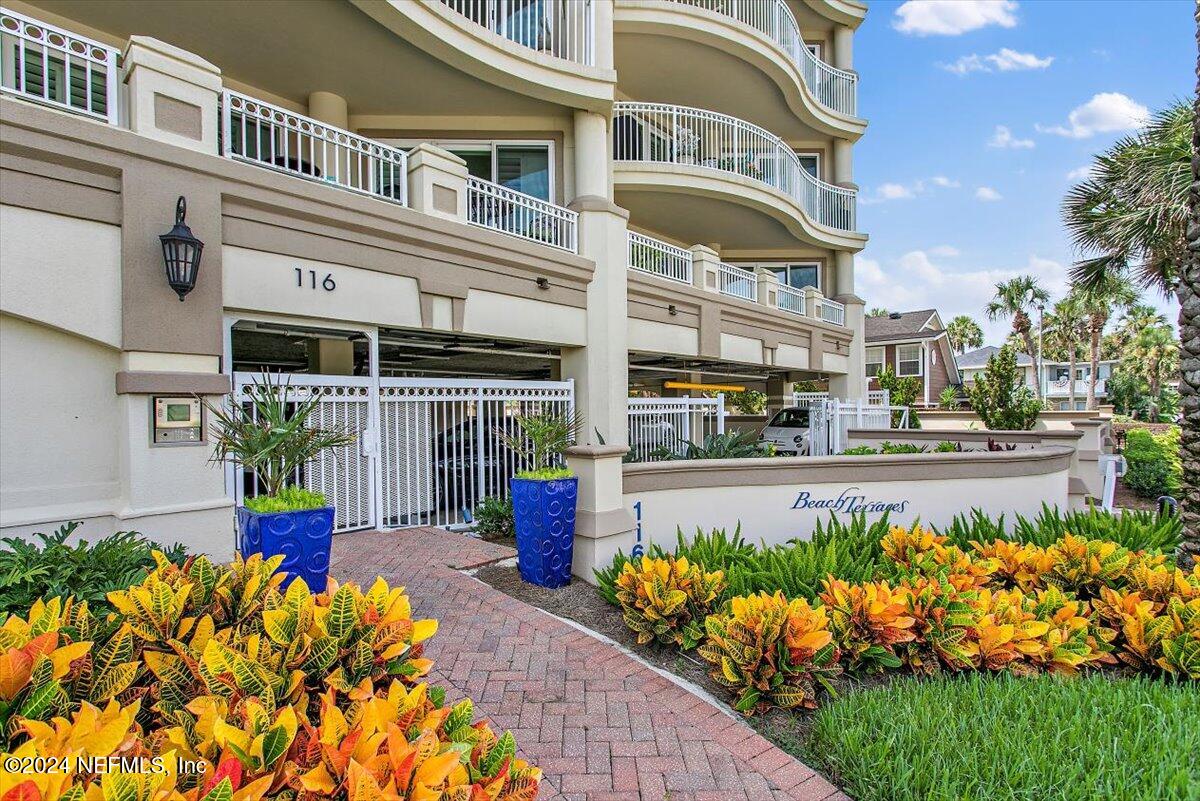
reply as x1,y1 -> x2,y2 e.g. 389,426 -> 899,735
330,528 -> 847,801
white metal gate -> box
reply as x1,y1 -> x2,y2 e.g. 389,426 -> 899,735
232,374 -> 574,533
378,378 -> 574,528
808,399 -> 910,456
627,395 -> 725,462
232,374 -> 376,534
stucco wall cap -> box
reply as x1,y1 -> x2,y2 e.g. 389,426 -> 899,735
566,195 -> 630,218
847,427 -> 1084,441
407,142 -> 468,168
834,293 -> 866,306
566,444 -> 631,458
123,36 -> 221,81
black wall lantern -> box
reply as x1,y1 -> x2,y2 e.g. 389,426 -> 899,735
159,196 -> 204,301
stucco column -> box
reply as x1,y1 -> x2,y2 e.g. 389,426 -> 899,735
833,139 -> 854,187
406,143 -> 468,222
307,91 -> 348,128
829,297 -> 867,401
573,109 -> 610,199
691,245 -> 722,295
832,25 -> 854,70
565,446 -> 635,583
592,0 -> 614,70
756,268 -> 779,308
766,377 -> 793,414
122,36 -> 221,154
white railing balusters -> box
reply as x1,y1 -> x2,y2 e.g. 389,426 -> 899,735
628,395 -> 726,462
613,102 -> 857,232
466,175 -> 578,253
661,0 -> 857,117
776,283 -> 806,315
438,0 -> 595,66
817,297 -> 845,326
627,232 -> 693,284
0,7 -> 119,124
718,262 -> 756,301
221,90 -> 408,206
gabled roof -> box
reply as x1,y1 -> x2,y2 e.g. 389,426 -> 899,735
864,309 -> 943,343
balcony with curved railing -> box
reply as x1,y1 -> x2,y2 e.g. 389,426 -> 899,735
658,0 -> 856,117
613,101 -> 857,233
437,0 -> 595,65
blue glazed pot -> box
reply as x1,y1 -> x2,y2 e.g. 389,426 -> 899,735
237,505 -> 334,591
511,476 -> 578,588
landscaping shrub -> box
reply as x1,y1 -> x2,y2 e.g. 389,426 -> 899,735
1123,427 -> 1182,499
659,430 -> 773,460
0,551 -> 542,800
243,484 -> 327,513
472,495 -> 515,540
839,445 -> 877,455
938,503 -> 1182,553
0,522 -> 186,618
806,673 -> 1200,801
965,345 -> 1042,430
879,441 -> 925,454
696,592 -> 840,714
615,555 -> 725,649
672,525 -> 757,572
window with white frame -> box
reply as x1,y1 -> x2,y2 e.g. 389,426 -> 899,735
796,152 -> 820,180
385,140 -> 555,201
865,346 -> 885,377
897,344 -> 923,377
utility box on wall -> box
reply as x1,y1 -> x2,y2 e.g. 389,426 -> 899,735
152,396 -> 203,444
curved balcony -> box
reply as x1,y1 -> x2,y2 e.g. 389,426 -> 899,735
613,0 -> 863,140
353,0 -> 615,111
663,0 -> 856,117
613,102 -> 861,248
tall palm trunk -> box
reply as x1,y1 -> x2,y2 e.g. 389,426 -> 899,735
1087,314 -> 1104,411
1068,348 -> 1078,410
1180,22 -> 1199,564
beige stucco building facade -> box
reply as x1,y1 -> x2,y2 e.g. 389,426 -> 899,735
0,0 -> 868,563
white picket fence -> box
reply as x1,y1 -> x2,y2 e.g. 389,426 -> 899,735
794,390 -> 889,409
627,395 -> 726,462
808,398 -> 910,456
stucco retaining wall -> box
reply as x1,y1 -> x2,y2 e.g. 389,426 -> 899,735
621,445 -> 1074,552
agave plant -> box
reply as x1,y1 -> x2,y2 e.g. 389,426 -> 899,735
204,372 -> 357,498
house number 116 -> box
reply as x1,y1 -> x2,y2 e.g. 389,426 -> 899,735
295,268 -> 336,292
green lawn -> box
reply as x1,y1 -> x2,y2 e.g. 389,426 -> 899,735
805,673 -> 1200,801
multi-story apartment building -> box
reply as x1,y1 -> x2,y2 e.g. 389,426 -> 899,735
959,346 -> 1116,411
0,0 -> 868,559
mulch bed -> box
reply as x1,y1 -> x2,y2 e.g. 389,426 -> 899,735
1113,479 -> 1159,512
471,563 -> 891,764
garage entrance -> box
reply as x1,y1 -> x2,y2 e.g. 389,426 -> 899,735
226,319 -> 572,532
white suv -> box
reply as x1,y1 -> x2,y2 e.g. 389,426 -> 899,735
759,407 -> 811,456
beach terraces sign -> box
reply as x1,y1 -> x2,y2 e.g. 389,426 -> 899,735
791,486 -> 910,515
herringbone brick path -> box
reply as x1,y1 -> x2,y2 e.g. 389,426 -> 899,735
330,528 -> 849,801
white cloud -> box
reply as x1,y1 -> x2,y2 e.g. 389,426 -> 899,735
975,186 -> 1003,201
856,250 -> 1069,344
860,176 -> 962,205
988,125 -> 1035,149
894,0 -> 1018,36
1066,165 -> 1093,181
1036,92 -> 1149,138
929,245 -> 961,257
941,48 -> 1053,75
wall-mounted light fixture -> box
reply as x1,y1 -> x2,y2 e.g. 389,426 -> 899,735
668,304 -> 677,316
159,196 -> 204,301
536,277 -> 549,290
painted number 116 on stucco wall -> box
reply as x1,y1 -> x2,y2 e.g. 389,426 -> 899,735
631,501 -> 644,558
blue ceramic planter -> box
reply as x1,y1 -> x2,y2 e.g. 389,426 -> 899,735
237,505 -> 334,591
511,476 -> 578,588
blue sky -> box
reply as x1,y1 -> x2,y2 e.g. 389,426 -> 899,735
853,0 -> 1192,344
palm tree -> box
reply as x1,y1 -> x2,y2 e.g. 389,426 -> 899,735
867,307 -> 890,317
985,276 -> 1050,400
1125,324 -> 1179,421
1060,93 -> 1194,556
1112,303 -> 1169,353
946,315 -> 984,354
1043,295 -> 1089,409
1076,275 -> 1138,410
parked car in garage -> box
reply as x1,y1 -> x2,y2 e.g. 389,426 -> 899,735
759,407 -> 811,456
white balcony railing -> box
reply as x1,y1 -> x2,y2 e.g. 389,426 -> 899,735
628,232 -> 693,284
613,102 -> 857,232
221,91 -> 408,205
1045,378 -> 1104,397
0,7 -> 119,124
438,0 -> 595,65
467,176 -> 578,252
817,297 -> 845,326
776,283 -> 806,315
718,262 -> 756,301
663,0 -> 857,117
